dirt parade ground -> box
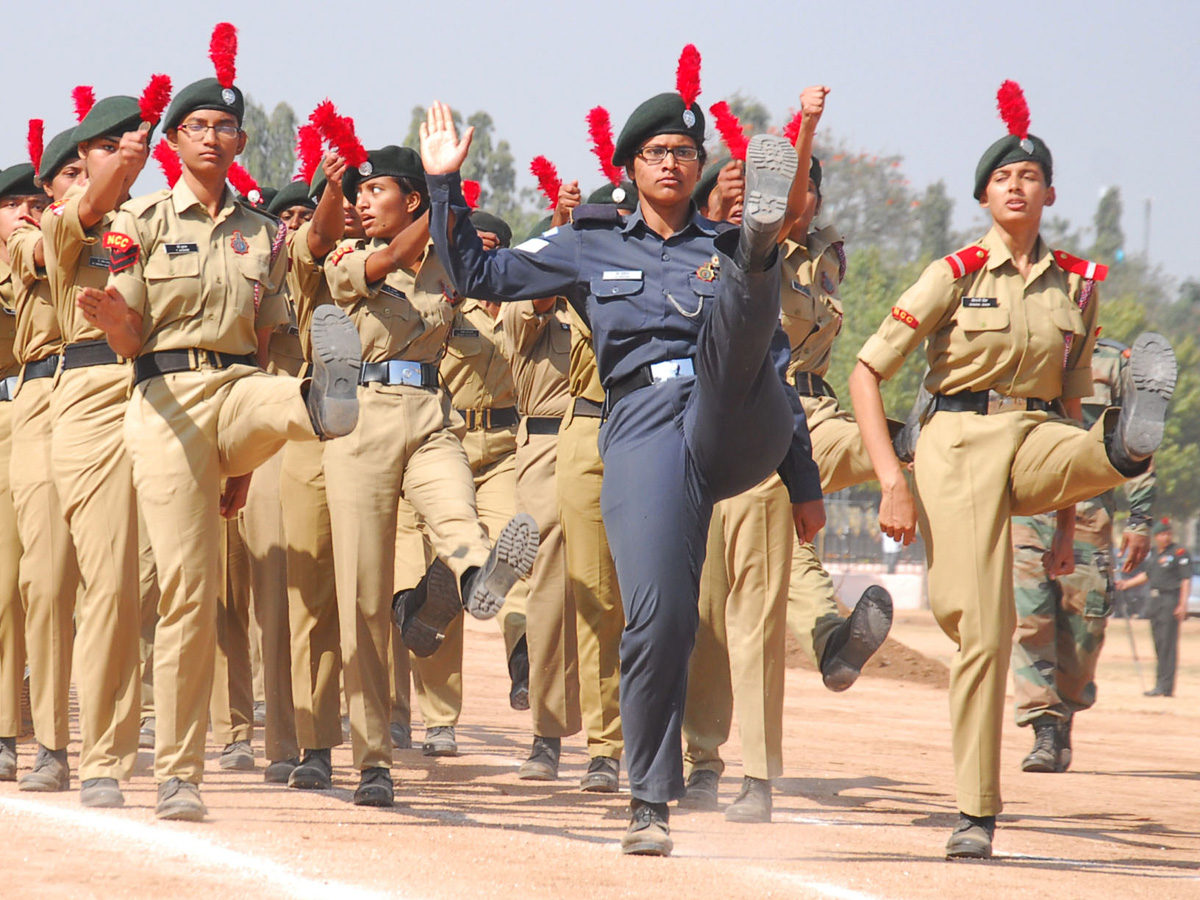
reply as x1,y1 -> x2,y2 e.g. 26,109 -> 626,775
2,607 -> 1197,900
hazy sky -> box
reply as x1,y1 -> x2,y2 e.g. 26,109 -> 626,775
3,0 -> 1196,284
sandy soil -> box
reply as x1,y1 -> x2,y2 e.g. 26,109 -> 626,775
3,611 -> 1197,900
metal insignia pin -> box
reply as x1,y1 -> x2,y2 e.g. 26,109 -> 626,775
682,109 -> 696,128
358,161 -> 373,177
1020,137 -> 1034,153
612,187 -> 626,204
221,88 -> 236,105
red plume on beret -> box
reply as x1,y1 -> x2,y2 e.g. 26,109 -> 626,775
783,109 -> 804,146
586,106 -> 624,186
310,100 -> 368,169
997,80 -> 1030,140
27,119 -> 44,173
72,86 -> 96,124
296,122 -> 324,185
139,75 -> 173,126
709,101 -> 748,160
675,44 -> 702,108
209,22 -> 238,89
153,140 -> 182,188
530,156 -> 562,209
462,179 -> 481,210
228,162 -> 261,203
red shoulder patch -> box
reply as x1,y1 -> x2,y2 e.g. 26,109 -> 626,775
891,306 -> 919,329
943,245 -> 988,279
103,231 -> 139,274
1053,250 -> 1108,282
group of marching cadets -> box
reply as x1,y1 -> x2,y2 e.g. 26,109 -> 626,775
0,24 -> 1180,862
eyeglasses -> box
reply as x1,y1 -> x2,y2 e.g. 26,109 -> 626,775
636,145 -> 699,163
178,121 -> 240,139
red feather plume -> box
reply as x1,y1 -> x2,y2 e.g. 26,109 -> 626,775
709,101 -> 748,160
27,119 -> 44,173
138,74 -> 173,125
530,156 -> 562,209
209,22 -> 238,89
228,162 -> 261,203
783,109 -> 804,146
586,106 -> 624,186
675,44 -> 702,107
310,100 -> 368,169
72,86 -> 95,123
996,80 -> 1030,139
296,123 -> 323,185
153,141 -> 182,188
462,180 -> 481,210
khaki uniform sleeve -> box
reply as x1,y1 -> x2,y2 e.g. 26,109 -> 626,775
253,229 -> 290,332
106,208 -> 149,318
858,260 -> 958,382
499,300 -> 549,357
43,196 -> 92,281
324,243 -> 378,305
291,223 -> 325,301
1061,281 -> 1100,400
6,224 -> 45,287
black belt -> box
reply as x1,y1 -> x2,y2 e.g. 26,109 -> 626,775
62,340 -> 121,370
793,371 -> 837,400
526,416 -> 562,435
359,359 -> 439,388
932,391 -> 1056,415
21,355 -> 60,382
572,397 -> 604,419
606,358 -> 696,412
458,406 -> 519,431
133,349 -> 256,385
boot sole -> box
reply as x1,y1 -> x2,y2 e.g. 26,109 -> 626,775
822,585 -> 894,692
18,774 -> 69,792
1122,332 -> 1176,458
945,840 -> 993,859
464,514 -> 539,620
517,762 -> 559,781
743,135 -> 798,232
621,835 -> 673,856
353,788 -> 394,808
580,775 -> 619,793
308,306 -> 362,438
80,786 -> 125,808
1020,756 -> 1060,774
422,742 -> 458,758
156,800 -> 206,822
395,559 -> 461,657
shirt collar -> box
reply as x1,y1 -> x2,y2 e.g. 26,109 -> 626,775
621,201 -> 718,238
171,178 -> 238,224
982,225 -> 1053,278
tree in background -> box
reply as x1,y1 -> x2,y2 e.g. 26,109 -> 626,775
239,97 -> 298,188
1091,186 -> 1124,263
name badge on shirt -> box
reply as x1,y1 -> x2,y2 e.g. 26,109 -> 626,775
962,297 -> 999,308
88,257 -> 110,270
790,279 -> 812,297
164,243 -> 199,256
453,328 -> 479,338
380,285 -> 408,300
603,270 -> 643,281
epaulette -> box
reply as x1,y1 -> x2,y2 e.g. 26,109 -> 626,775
1053,250 -> 1108,282
943,244 -> 988,278
569,204 -> 622,229
123,189 -> 172,217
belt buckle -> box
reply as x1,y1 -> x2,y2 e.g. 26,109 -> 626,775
387,360 -> 422,387
649,358 -> 694,384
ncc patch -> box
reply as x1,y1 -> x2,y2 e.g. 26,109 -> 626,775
962,297 -> 999,309
103,231 -> 139,274
891,306 -> 919,329
48,200 -> 66,217
102,232 -> 135,253
328,246 -> 352,267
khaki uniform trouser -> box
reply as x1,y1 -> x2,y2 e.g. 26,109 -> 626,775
281,439 -> 343,751
125,366 -> 317,785
50,365 -> 141,780
138,508 -> 160,721
913,408 -> 1128,817
211,514 -> 253,745
684,473 -> 791,780
11,376 -> 81,751
324,385 -> 490,771
515,428 -> 581,739
0,401 -> 24,738
556,410 -> 623,760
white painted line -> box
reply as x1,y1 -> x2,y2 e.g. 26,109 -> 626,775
761,870 -> 887,900
0,795 -> 397,900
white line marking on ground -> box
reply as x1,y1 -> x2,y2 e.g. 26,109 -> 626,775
0,795 -> 397,900
759,869 -> 887,900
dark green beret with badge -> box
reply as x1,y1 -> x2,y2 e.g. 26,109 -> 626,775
0,164 -> 40,199
267,179 -> 317,216
341,145 -> 425,204
308,169 -> 327,201
249,186 -> 277,212
469,211 -> 512,249
38,128 -> 82,185
74,96 -> 146,146
163,78 -> 245,133
588,180 -> 639,208
974,80 -> 1052,200
1153,519 -> 1173,536
613,92 -> 706,168
691,156 -> 730,208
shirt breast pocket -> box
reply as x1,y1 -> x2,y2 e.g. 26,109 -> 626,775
1049,303 -> 1085,339
234,252 -> 272,319
681,273 -> 716,317
589,276 -> 647,325
549,317 -> 571,355
444,329 -> 483,360
955,306 -> 1010,334
144,251 -> 202,316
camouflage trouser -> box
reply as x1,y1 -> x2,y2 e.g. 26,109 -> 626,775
1011,502 -> 1114,726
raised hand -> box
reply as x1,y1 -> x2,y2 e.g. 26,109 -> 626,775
419,101 -> 474,176
551,180 -> 581,228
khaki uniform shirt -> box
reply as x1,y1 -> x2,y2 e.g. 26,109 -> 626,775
7,223 -> 62,364
566,303 -> 604,404
0,260 -> 22,378
287,220 -> 336,363
108,181 -> 289,356
780,224 -> 845,381
499,298 -> 571,418
440,299 -> 516,412
41,184 -> 113,344
858,225 -> 1096,401
324,237 -> 454,365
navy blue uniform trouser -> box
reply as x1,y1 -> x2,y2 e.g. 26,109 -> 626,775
1148,589 -> 1179,694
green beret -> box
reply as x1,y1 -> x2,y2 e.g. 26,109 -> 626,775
309,169 -> 327,200
973,133 -> 1052,200
0,164 -> 40,199
809,155 -> 822,191
692,157 -> 731,208
38,128 -> 81,185
612,92 -> 706,167
341,145 -> 426,204
522,214 -> 553,245
587,180 -> 639,209
163,77 -> 245,133
469,211 -> 512,248
267,180 -> 316,216
1153,519 -> 1173,536
73,96 -> 145,146
246,186 -> 277,211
